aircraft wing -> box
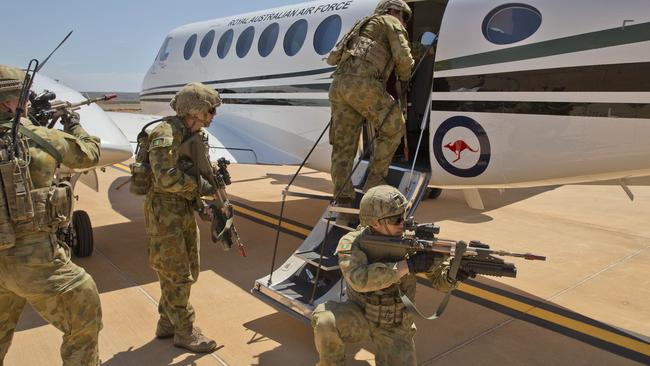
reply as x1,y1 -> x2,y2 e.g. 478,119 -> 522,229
107,112 -> 302,165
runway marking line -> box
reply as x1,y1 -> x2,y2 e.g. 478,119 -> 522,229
460,284 -> 650,356
110,164 -> 649,358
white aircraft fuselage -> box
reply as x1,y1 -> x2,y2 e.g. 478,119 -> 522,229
141,0 -> 650,189
32,74 -> 133,170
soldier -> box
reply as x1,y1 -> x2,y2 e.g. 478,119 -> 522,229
312,186 -> 466,365
328,0 -> 415,222
144,82 -> 221,353
0,65 -> 102,365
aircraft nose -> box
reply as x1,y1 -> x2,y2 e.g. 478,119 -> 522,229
98,141 -> 133,167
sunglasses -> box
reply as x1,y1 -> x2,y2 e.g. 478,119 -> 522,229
383,214 -> 404,225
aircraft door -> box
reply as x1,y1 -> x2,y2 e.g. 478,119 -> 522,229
400,0 -> 448,169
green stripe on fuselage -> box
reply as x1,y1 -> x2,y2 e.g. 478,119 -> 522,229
435,21 -> 650,72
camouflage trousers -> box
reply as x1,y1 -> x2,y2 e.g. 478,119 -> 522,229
312,300 -> 416,366
329,75 -> 405,203
0,233 -> 102,366
144,193 -> 200,331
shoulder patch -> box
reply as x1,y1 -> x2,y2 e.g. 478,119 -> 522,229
149,136 -> 173,150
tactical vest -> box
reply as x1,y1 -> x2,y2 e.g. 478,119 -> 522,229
327,15 -> 392,76
0,123 -> 72,249
343,231 -> 417,328
129,117 -> 166,195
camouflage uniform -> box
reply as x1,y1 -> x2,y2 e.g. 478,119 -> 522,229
143,82 -> 220,352
329,9 -> 414,203
144,115 -> 207,331
312,186 -> 455,366
0,65 -> 102,366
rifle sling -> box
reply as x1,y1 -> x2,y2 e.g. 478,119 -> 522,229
399,240 -> 467,320
1,122 -> 62,163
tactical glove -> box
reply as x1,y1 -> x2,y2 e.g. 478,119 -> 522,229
406,251 -> 437,273
199,177 -> 216,196
455,268 -> 476,282
61,110 -> 81,131
449,257 -> 477,282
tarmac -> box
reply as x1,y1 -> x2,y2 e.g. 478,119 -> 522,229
4,162 -> 650,365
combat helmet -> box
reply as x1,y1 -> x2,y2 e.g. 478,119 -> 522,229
374,0 -> 412,21
359,185 -> 408,226
170,82 -> 222,117
0,65 -> 25,103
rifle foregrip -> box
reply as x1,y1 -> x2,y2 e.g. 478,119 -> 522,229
461,260 -> 517,278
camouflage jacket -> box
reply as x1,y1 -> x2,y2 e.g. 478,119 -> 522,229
336,227 -> 455,302
147,116 -> 210,201
0,112 -> 100,188
335,14 -> 414,82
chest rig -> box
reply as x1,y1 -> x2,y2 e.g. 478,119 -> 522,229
0,122 -> 72,249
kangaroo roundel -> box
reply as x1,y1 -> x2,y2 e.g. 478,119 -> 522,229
433,116 -> 491,178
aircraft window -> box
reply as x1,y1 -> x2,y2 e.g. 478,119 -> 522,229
157,37 -> 172,62
483,4 -> 542,45
258,23 -> 280,57
313,15 -> 342,55
184,34 -> 198,60
217,29 -> 234,59
200,30 -> 216,58
237,26 -> 255,58
284,19 -> 308,56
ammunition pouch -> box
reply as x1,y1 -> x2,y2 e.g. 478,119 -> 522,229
346,36 -> 392,76
129,162 -> 152,195
129,127 -> 154,196
0,158 -> 34,249
20,182 -> 73,233
0,155 -> 73,248
349,288 -> 405,328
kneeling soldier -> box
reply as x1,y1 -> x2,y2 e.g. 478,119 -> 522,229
312,186 -> 458,366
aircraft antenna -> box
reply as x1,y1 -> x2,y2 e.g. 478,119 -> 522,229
36,30 -> 73,72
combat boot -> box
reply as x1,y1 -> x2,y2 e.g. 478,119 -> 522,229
155,317 -> 174,339
173,326 -> 217,353
334,201 -> 356,227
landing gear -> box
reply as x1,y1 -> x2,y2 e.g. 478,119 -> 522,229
71,210 -> 94,257
426,187 -> 443,200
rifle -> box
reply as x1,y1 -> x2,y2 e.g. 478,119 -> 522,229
29,91 -> 116,127
358,217 -> 546,279
8,60 -> 39,160
178,133 -> 246,257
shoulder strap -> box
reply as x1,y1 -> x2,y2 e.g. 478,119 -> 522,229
399,241 -> 466,320
0,122 -> 62,163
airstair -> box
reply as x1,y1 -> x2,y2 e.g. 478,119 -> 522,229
252,161 -> 431,321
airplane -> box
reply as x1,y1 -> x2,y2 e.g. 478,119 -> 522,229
107,0 -> 649,319
116,0 -> 650,210
16,72 -> 133,256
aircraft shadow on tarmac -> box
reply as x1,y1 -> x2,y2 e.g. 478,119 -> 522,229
85,177 -> 647,365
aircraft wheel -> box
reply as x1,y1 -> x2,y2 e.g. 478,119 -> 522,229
426,188 -> 443,200
72,210 -> 94,257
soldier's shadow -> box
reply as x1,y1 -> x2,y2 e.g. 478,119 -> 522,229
101,338 -> 223,366
243,312 -> 375,366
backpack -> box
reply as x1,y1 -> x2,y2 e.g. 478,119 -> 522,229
129,118 -> 165,195
326,15 -> 375,66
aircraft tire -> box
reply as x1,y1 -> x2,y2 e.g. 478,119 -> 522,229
72,210 -> 94,257
426,188 -> 443,200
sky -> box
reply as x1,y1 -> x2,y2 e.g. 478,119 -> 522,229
0,0 -> 306,92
